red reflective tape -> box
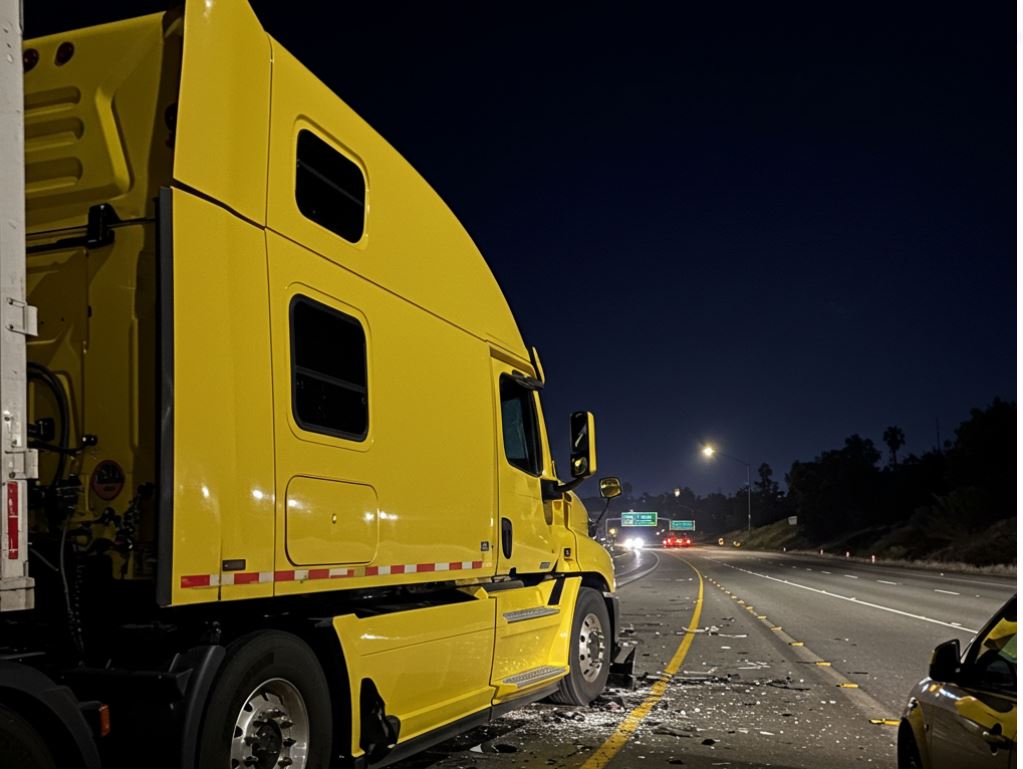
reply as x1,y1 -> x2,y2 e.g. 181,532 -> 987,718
178,560 -> 485,588
6,482 -> 18,560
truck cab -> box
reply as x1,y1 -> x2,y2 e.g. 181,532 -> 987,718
0,2 -> 628,768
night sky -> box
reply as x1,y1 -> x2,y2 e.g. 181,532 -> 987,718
28,3 -> 1015,497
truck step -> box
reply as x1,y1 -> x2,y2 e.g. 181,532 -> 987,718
502,606 -> 560,623
501,665 -> 566,688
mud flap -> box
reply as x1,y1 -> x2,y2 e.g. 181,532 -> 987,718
359,679 -> 401,763
603,591 -> 638,689
608,640 -> 638,689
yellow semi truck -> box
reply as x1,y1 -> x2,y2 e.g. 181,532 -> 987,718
0,2 -> 631,768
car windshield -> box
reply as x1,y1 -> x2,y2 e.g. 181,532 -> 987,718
966,598 -> 1016,694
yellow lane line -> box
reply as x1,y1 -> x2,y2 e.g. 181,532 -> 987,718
579,556 -> 704,769
711,570 -> 900,725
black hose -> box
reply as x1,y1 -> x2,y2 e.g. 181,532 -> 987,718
27,362 -> 70,486
28,363 -> 84,656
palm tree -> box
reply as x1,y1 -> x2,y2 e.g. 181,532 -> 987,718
883,425 -> 906,468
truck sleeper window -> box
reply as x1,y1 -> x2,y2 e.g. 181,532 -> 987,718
500,376 -> 542,476
296,129 -> 366,243
290,295 -> 368,440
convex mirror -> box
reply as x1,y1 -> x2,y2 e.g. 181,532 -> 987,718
599,477 -> 622,499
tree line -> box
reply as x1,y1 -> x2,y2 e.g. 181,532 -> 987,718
587,399 -> 1015,549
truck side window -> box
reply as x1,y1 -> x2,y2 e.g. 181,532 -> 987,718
295,129 -> 366,243
499,375 -> 542,476
290,295 -> 368,440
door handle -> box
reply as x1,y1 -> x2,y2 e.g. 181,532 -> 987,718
501,518 -> 513,559
980,724 -> 1013,751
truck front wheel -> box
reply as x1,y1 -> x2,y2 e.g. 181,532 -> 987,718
196,631 -> 333,769
550,587 -> 611,705
0,703 -> 58,769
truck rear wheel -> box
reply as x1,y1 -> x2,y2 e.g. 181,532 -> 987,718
197,631 -> 333,769
0,703 -> 58,769
550,587 -> 611,705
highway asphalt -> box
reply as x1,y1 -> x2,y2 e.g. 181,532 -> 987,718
390,545 -> 1016,769
688,547 -> 1014,710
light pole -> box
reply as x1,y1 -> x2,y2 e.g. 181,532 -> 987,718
702,445 -> 752,536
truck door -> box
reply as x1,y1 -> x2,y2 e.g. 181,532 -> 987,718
491,358 -> 557,576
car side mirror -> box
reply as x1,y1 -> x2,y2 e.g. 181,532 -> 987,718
599,477 -> 622,499
568,411 -> 596,479
929,638 -> 961,681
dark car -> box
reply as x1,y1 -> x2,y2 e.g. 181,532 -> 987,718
898,594 -> 1016,769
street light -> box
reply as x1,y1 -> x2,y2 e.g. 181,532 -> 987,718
701,444 -> 752,536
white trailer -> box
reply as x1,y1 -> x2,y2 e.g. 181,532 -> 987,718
0,0 -> 37,613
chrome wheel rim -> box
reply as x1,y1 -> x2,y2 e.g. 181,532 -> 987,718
578,612 -> 607,683
230,678 -> 309,769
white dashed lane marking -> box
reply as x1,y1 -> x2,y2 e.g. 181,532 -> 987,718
877,580 -> 898,585
718,562 -> 980,633
934,589 -> 961,596
844,574 -> 859,579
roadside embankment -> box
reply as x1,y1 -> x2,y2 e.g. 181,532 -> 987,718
713,517 -> 1016,577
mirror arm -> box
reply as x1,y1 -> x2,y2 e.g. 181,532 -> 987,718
589,498 -> 612,538
541,476 -> 584,502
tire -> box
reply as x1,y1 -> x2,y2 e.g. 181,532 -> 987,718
0,703 -> 58,769
550,587 -> 611,705
196,630 -> 333,769
897,722 -> 924,769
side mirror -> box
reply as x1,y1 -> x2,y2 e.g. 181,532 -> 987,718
929,639 -> 961,681
599,477 -> 622,499
541,412 -> 598,502
568,411 -> 596,479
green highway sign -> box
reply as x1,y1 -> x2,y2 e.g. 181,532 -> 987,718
621,512 -> 658,527
671,520 -> 696,531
